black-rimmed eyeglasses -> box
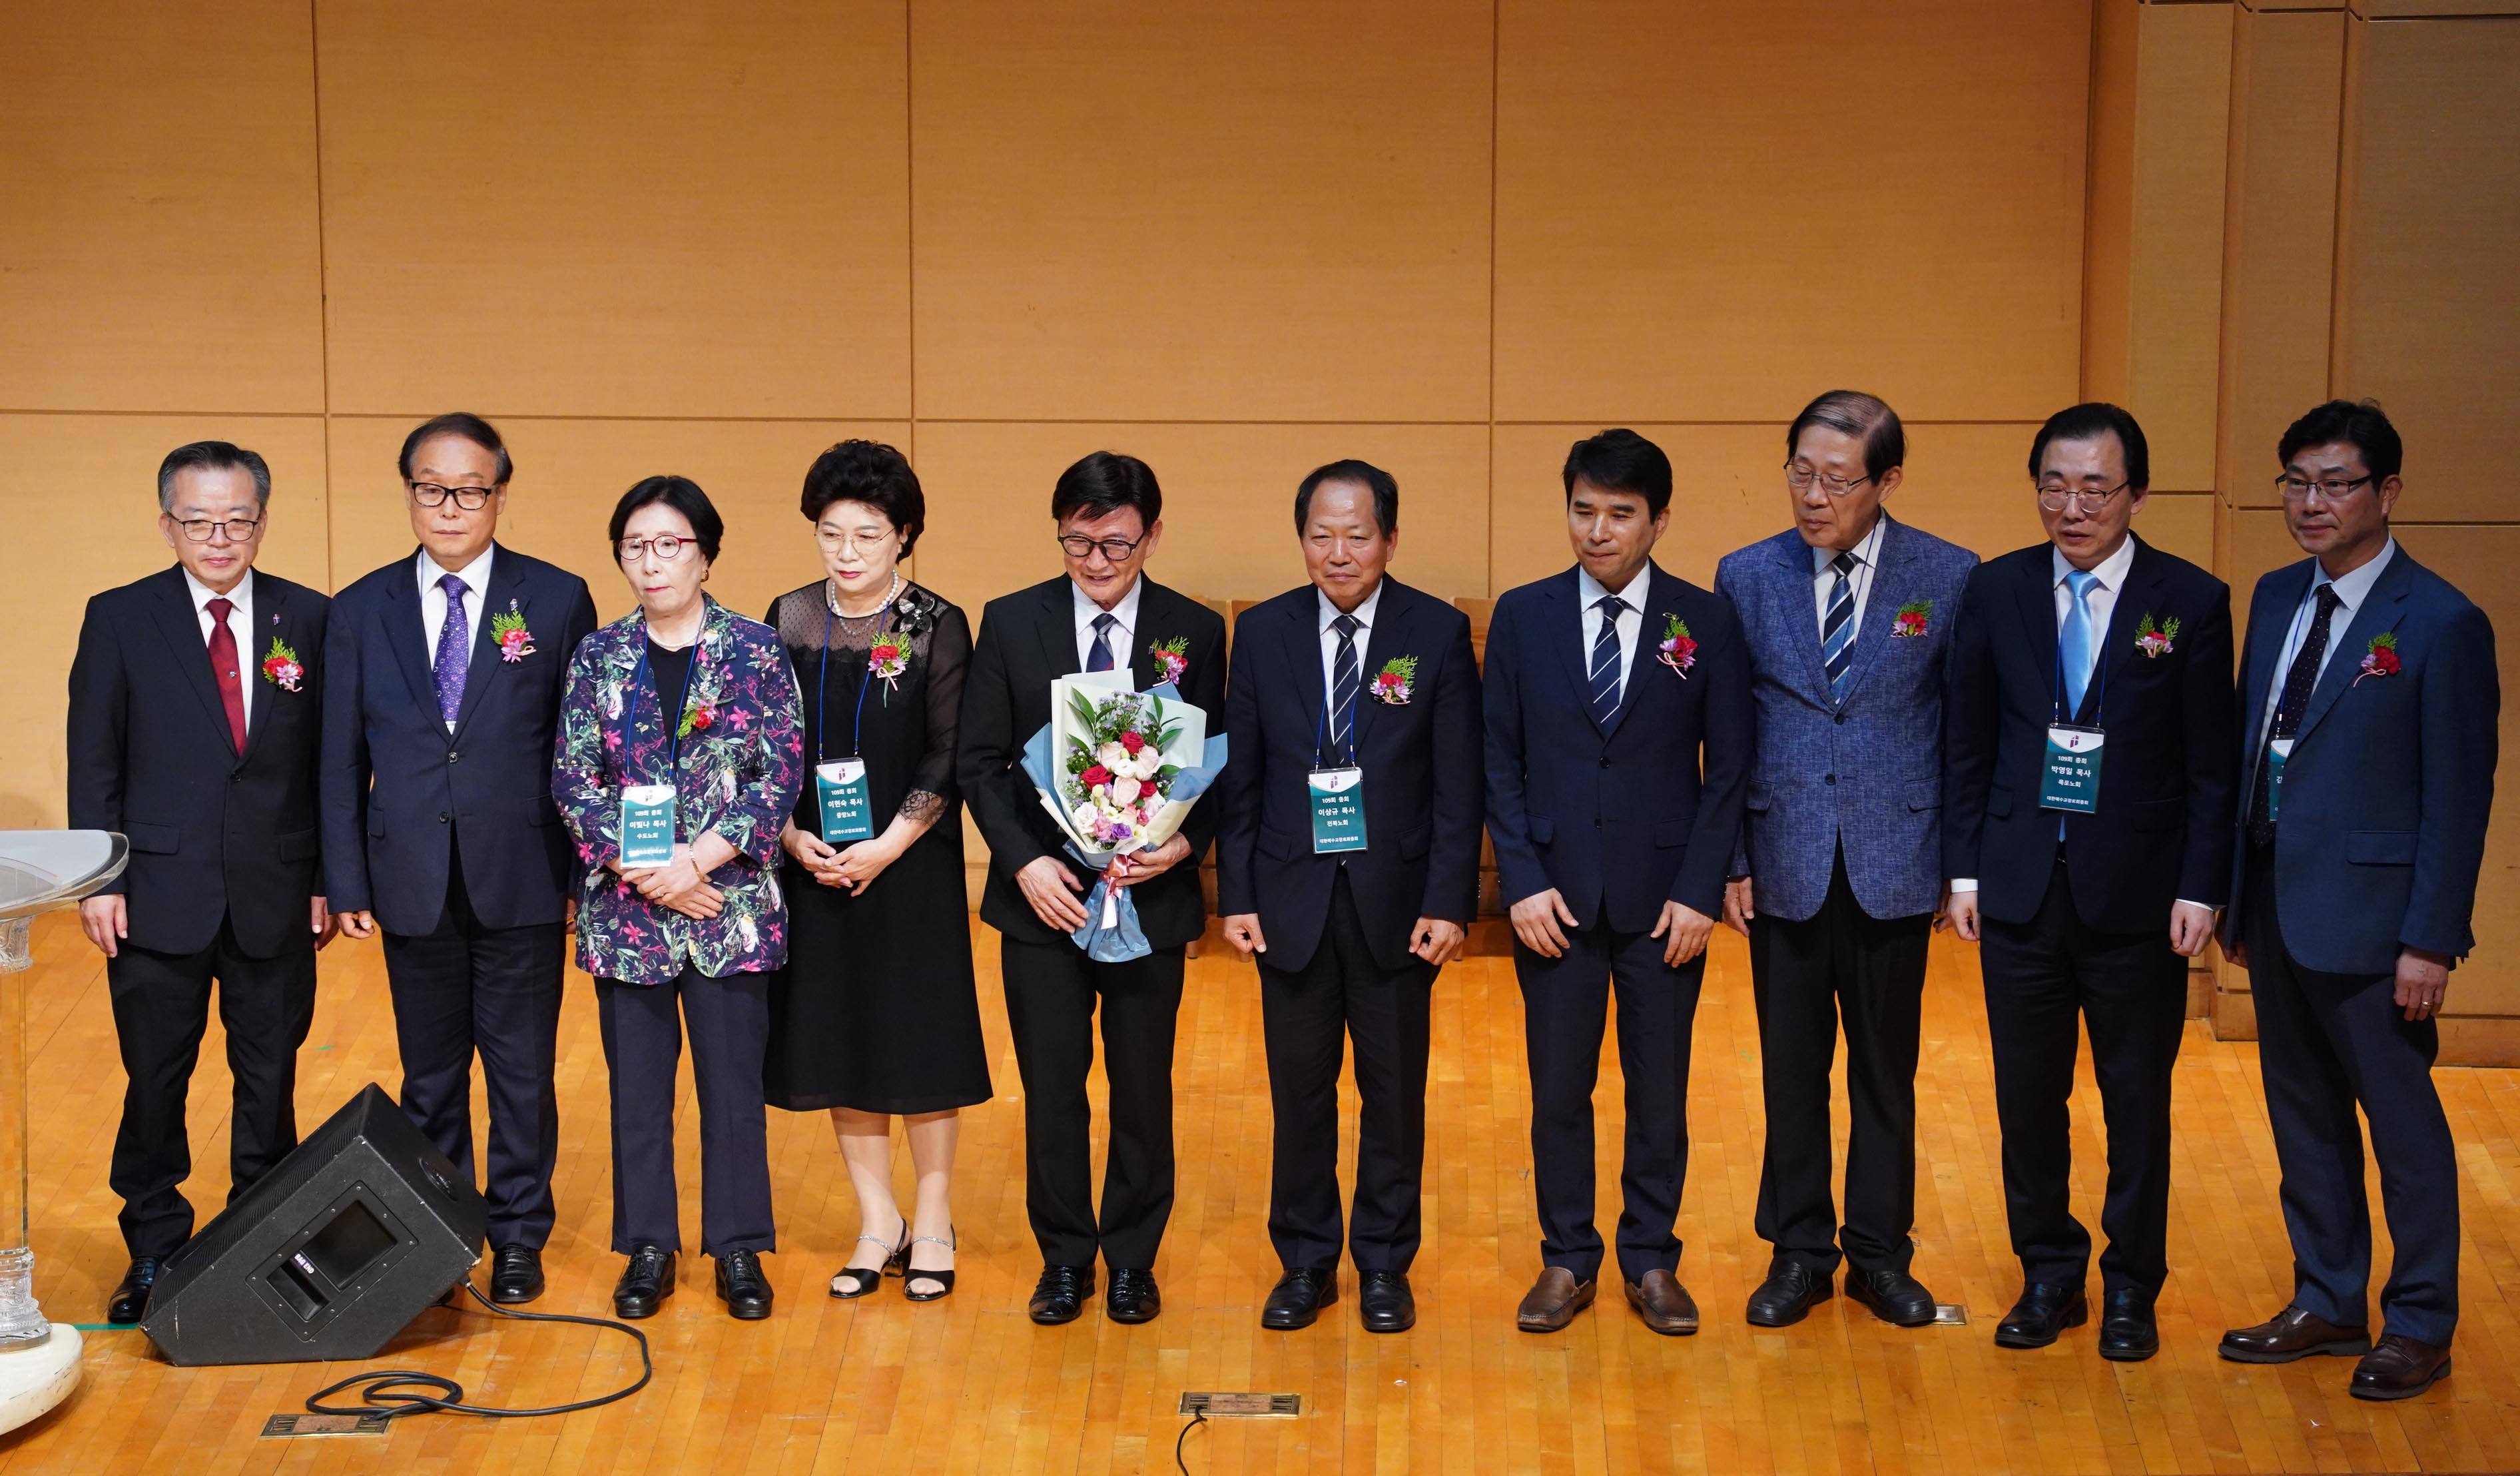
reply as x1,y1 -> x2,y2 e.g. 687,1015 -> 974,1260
1058,532 -> 1144,562
410,481 -> 497,510
170,516 -> 262,542
2276,474 -> 2375,504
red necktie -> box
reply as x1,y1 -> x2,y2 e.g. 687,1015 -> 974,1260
206,596 -> 247,753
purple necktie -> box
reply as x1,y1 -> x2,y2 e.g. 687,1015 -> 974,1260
434,571 -> 470,724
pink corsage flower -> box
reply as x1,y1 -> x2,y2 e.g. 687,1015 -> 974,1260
1657,613 -> 1697,677
1148,635 -> 1190,686
259,637 -> 304,692
1370,656 -> 1417,705
490,600 -> 535,663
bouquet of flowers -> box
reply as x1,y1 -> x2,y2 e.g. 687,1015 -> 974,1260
1020,670 -> 1228,961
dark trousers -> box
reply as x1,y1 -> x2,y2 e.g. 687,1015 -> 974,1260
1981,861 -> 2186,1297
1515,905 -> 1704,1285
1260,871 -> 1435,1274
998,936 -> 1184,1271
107,917 -> 316,1259
596,968 -> 773,1256
1749,849 -> 1931,1275
2244,845 -> 2459,1345
379,845 -> 565,1249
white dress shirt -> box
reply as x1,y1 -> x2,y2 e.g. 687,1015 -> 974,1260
418,545 -> 495,667
1575,561 -> 1654,693
1811,514 -> 1890,641
1316,579 -> 1385,706
182,565 -> 256,737
1072,575 -> 1143,671
2253,538 -> 2397,752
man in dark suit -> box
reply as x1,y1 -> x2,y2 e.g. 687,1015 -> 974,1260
958,450 -> 1228,1326
69,441 -> 333,1324
1942,404 -> 2236,1361
2216,400 -> 2495,1401
320,413 -> 597,1304
1714,390 -> 1978,1329
1484,429 -> 1751,1335
1215,460 -> 1481,1335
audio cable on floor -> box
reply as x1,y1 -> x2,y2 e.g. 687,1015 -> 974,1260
301,1278 -> 653,1421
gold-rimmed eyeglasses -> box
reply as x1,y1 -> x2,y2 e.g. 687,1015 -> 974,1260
2036,479 -> 2132,515
1784,462 -> 1875,498
170,516 -> 262,542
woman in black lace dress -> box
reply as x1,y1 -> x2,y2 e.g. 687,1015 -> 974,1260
767,440 -> 990,1303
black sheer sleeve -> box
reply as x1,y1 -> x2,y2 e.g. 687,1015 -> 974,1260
903,599 -> 970,821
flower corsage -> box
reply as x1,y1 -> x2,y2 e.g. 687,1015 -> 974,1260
491,599 -> 535,663
2135,613 -> 2179,659
260,636 -> 304,692
1657,613 -> 1697,676
1148,635 -> 1190,686
1369,655 -> 1417,704
1891,599 -> 1933,638
2354,631 -> 2399,686
868,635 -> 910,698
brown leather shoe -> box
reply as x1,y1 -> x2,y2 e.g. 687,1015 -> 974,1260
2350,1334 -> 2451,1401
1623,1270 -> 1700,1336
1516,1266 -> 1596,1333
2218,1305 -> 2373,1363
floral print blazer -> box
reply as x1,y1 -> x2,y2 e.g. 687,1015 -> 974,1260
553,597 -> 806,984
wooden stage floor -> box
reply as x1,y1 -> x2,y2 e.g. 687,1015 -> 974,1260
5,913 -> 2519,1475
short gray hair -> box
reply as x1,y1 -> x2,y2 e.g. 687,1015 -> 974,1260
157,441 -> 272,512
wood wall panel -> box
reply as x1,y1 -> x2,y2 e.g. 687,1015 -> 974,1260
314,0 -> 912,420
1492,0 -> 2091,425
0,1 -> 324,414
908,1 -> 1494,424
323,417 -> 912,629
2121,1 -> 2234,491
4,414 -> 331,829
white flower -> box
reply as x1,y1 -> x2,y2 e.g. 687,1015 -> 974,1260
1072,801 -> 1100,831
1111,775 -> 1142,805
1098,741 -> 1130,770
1131,751 -> 1164,780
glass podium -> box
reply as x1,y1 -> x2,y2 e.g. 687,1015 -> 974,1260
0,831 -> 129,1434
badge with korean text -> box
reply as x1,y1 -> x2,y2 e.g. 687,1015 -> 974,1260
1307,766 -> 1367,854
2039,725 -> 2105,813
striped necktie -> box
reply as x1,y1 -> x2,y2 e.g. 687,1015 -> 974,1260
1327,613 -> 1361,754
1821,551 -> 1858,700
1085,611 -> 1116,672
1588,595 -> 1627,725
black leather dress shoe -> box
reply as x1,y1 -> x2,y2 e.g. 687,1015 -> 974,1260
715,1248 -> 773,1320
1106,1268 -> 1161,1323
2097,1288 -> 2159,1361
1744,1260 -> 1832,1327
1847,1267 -> 1937,1327
1994,1282 -> 2087,1349
489,1244 -> 545,1305
1358,1271 -> 1415,1333
2218,1304 -> 2371,1363
106,1257 -> 160,1325
2351,1333 -> 2451,1401
1261,1268 -> 1337,1330
613,1244 -> 676,1319
1030,1264 -> 1095,1325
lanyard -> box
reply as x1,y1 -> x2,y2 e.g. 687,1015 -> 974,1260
629,640 -> 696,785
2052,587 -> 2109,727
1313,622 -> 1363,769
816,576 -> 902,764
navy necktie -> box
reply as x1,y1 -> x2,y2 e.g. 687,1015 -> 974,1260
2247,583 -> 2345,843
1821,551 -> 1858,700
1328,613 -> 1361,753
1588,595 -> 1627,725
1085,611 -> 1117,673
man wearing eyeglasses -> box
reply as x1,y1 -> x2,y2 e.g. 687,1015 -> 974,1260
320,412 -> 597,1305
2214,400 -> 2495,1401
1713,390 -> 1977,1330
67,442 -> 334,1325
956,450 -> 1227,1326
1941,404 -> 2234,1361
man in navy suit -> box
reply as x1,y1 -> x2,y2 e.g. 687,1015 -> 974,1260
1215,460 -> 1482,1335
1942,404 -> 2236,1361
2216,400 -> 2495,1401
1484,429 -> 1751,1335
68,442 -> 332,1324
322,413 -> 598,1303
1715,390 -> 1978,1328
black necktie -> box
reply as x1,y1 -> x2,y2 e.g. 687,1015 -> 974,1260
1328,613 -> 1361,755
2247,583 -> 2344,843
1588,595 -> 1627,725
1086,611 -> 1116,673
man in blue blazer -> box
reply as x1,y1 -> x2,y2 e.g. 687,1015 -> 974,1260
1485,430 -> 1751,1335
322,413 -> 598,1303
2216,400 -> 2495,1401
1942,404 -> 2236,1361
1216,460 -> 1482,1335
1715,390 -> 1978,1328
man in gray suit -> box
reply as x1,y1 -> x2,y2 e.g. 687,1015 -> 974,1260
1715,390 -> 1979,1328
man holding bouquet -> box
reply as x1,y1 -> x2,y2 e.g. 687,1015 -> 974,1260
1216,460 -> 1482,1333
958,450 -> 1227,1326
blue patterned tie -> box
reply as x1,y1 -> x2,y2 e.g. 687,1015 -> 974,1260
1085,611 -> 1116,672
1821,550 -> 1858,701
1588,595 -> 1626,726
1328,613 -> 1361,751
2060,569 -> 2100,718
433,571 -> 470,725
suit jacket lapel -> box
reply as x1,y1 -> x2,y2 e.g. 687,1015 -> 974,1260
2011,550 -> 2061,722
149,569 -> 239,759
1833,516 -> 1909,707
2294,551 -> 2413,745
1351,581 -> 1411,754
450,547 -> 525,741
2082,540 -> 2160,725
1036,577 -> 1084,683
387,552 -> 444,732
1773,534 -> 1835,703
241,580 -> 284,755
2242,563 -> 2314,745
1550,570 -> 1610,733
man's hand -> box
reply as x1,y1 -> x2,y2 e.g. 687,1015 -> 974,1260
1722,877 -> 1755,937
2395,946 -> 2453,1022
2222,938 -> 2250,970
1017,855 -> 1090,931
1411,917 -> 1466,967
1649,901 -> 1714,967
1108,835 -> 1191,888
1509,889 -> 1578,958
1223,913 -> 1267,958
338,910 -> 378,940
2168,901 -> 2216,959
1943,891 -> 1980,942
312,896 -> 338,950
80,896 -> 127,958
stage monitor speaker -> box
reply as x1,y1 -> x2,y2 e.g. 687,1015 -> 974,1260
141,1082 -> 486,1367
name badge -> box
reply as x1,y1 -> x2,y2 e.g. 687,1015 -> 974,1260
816,758 -> 874,842
2039,725 -> 2105,813
1308,766 -> 1368,854
2264,737 -> 2295,825
619,783 -> 678,867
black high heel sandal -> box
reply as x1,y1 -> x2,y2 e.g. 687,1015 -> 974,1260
830,1227 -> 908,1299
903,1230 -> 957,1302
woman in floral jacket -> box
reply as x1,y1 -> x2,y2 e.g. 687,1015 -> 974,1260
553,475 -> 804,1323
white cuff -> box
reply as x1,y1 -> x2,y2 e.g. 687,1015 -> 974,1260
1948,879 -> 1977,893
